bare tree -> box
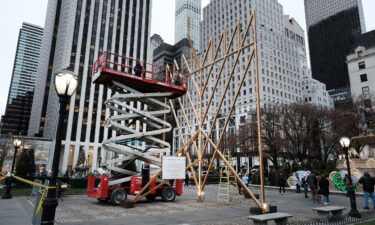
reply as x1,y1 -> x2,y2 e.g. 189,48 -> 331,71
261,105 -> 287,169
280,103 -> 318,162
0,134 -> 13,173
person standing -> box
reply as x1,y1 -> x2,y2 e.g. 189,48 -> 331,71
248,170 -> 252,185
173,70 -> 181,86
184,171 -> 190,187
241,173 -> 249,187
134,62 -> 143,77
294,172 -> 301,193
302,174 -> 309,198
318,174 -> 330,205
359,171 -> 375,209
307,172 -> 319,202
278,171 -> 286,194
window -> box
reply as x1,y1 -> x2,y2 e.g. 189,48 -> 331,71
359,61 -> 366,70
357,50 -> 363,58
362,86 -> 370,95
360,74 -> 368,82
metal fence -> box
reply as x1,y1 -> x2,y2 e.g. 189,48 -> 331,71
288,210 -> 375,225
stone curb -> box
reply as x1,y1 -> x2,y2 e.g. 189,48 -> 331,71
248,184 -> 364,196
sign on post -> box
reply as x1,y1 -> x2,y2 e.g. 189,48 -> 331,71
162,156 -> 186,179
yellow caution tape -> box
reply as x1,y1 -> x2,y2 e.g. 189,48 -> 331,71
36,190 -> 48,215
11,174 -> 56,215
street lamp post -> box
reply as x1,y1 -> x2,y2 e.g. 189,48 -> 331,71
339,136 -> 361,218
41,70 -> 78,225
2,139 -> 22,199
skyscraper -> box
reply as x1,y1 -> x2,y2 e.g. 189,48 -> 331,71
175,0 -> 201,50
1,23 -> 43,135
6,23 -> 43,105
29,0 -> 152,173
304,0 -> 366,91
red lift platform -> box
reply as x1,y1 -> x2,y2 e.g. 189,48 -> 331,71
87,53 -> 186,205
87,175 -> 183,205
92,52 -> 187,99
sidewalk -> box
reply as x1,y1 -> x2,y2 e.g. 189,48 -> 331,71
0,198 -> 32,225
249,184 -> 364,196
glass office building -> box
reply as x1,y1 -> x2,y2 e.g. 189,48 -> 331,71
304,0 -> 366,91
6,23 -> 43,104
29,0 -> 152,174
175,0 -> 201,50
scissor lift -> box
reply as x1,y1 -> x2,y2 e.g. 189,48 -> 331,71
87,52 -> 187,205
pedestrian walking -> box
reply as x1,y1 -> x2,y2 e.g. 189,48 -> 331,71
278,171 -> 286,194
307,172 -> 319,202
302,174 -> 309,198
359,171 -> 375,209
318,174 -> 330,205
184,171 -> 189,187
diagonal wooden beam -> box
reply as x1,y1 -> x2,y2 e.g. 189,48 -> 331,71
177,98 -> 200,156
203,50 -> 255,158
169,100 -> 200,188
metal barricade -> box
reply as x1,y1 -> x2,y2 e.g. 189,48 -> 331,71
31,190 -> 43,225
31,179 -> 42,196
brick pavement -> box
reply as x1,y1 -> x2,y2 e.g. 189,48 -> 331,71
3,184 -> 375,225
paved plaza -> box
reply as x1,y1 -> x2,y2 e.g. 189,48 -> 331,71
0,185 -> 373,225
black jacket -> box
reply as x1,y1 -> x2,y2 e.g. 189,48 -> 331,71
359,175 -> 375,193
278,174 -> 286,186
318,177 -> 330,196
307,174 -> 318,189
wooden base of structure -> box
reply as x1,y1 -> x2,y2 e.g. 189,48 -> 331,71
250,205 -> 277,215
121,200 -> 135,208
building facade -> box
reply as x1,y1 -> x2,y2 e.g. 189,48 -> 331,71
304,0 -> 366,92
175,0 -> 201,50
174,0 -> 311,170
1,91 -> 34,135
347,30 -> 375,97
5,23 -> 43,105
153,38 -> 191,75
29,0 -> 152,174
1,23 -> 43,135
148,34 -> 164,64
1,136 -> 53,175
301,70 -> 333,108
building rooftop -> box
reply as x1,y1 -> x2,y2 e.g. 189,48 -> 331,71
351,30 -> 375,52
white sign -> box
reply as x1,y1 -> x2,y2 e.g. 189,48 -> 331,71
252,157 -> 260,166
162,156 -> 186,179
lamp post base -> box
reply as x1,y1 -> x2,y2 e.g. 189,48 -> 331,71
1,192 -> 12,199
2,178 -> 12,199
348,187 -> 361,218
41,196 -> 59,225
2,194 -> 12,199
348,210 -> 361,218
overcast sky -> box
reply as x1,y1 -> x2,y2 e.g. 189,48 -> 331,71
0,0 -> 374,116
